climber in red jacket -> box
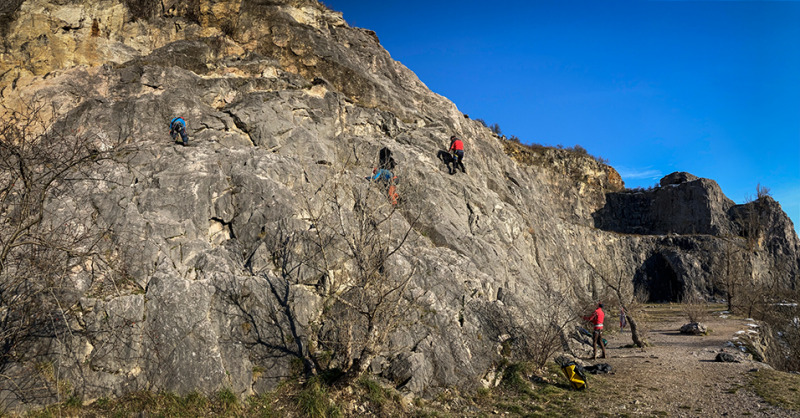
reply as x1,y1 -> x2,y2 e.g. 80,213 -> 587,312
448,135 -> 465,174
583,302 -> 607,359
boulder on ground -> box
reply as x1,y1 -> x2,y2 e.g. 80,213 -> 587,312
680,322 -> 707,335
715,352 -> 738,363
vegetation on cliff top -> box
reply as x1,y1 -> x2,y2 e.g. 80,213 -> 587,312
500,138 -> 624,192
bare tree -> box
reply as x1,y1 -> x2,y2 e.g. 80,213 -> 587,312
223,160 -> 423,385
714,238 -> 748,313
514,279 -> 576,368
756,183 -> 771,200
720,236 -> 785,320
580,251 -> 648,348
740,184 -> 771,252
324,176 -> 420,382
0,99 -> 129,405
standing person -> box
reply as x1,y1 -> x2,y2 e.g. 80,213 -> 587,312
448,135 -> 465,174
583,302 -> 607,359
170,117 -> 189,146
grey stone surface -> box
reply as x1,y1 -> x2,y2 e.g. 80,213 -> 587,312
0,0 -> 797,408
660,171 -> 698,186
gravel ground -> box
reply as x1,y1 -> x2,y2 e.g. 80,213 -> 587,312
580,307 -> 795,417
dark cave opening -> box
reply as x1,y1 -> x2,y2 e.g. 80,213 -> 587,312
634,253 -> 684,303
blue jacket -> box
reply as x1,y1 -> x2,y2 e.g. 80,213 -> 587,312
170,117 -> 186,130
371,169 -> 394,182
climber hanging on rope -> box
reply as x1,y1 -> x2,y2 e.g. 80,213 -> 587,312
371,147 -> 399,205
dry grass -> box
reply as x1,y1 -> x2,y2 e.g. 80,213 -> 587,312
749,369 -> 800,411
20,374 -> 416,418
17,365 -> 597,417
23,390 -> 252,418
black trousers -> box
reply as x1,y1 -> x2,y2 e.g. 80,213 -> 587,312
452,150 -> 465,173
171,123 -> 188,144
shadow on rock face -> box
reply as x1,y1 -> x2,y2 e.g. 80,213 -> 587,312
0,0 -> 24,35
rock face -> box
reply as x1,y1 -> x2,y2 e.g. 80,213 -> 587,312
0,0 -> 798,409
594,176 -> 736,236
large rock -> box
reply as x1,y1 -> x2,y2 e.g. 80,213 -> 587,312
679,322 -> 708,335
660,171 -> 698,186
594,174 -> 737,236
0,0 -> 797,410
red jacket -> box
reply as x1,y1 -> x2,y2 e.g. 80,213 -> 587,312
449,139 -> 464,152
584,307 -> 605,330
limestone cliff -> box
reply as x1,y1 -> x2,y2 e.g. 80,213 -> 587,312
0,0 -> 797,409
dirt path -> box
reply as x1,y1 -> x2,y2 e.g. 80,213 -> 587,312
582,306 -> 794,417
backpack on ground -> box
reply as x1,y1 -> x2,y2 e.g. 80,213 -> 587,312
555,356 -> 588,390
584,363 -> 612,374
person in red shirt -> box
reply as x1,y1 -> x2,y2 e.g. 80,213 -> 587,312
583,302 -> 607,359
448,135 -> 465,174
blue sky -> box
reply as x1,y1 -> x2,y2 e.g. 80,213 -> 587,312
325,0 -> 800,236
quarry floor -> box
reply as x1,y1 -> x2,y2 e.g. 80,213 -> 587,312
574,304 -> 796,417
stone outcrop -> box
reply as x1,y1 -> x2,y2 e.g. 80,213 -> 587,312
0,0 -> 797,410
680,322 -> 708,336
594,175 -> 735,236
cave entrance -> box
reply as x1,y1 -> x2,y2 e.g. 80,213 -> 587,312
634,253 -> 684,302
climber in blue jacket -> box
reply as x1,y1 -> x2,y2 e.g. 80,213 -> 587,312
169,117 -> 189,146
370,167 -> 399,205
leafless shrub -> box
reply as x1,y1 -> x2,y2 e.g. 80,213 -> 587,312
582,252 -> 648,348
739,184 -> 774,251
305,169 -> 424,383
516,281 -> 575,368
779,311 -> 800,372
680,292 -> 709,324
0,99 -> 132,406
567,144 -> 587,155
594,155 -> 610,165
756,183 -> 771,200
221,155 -> 424,385
747,288 -> 799,372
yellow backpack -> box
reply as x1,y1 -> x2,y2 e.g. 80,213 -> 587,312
555,356 -> 588,390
